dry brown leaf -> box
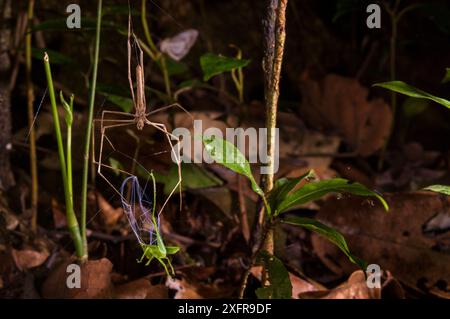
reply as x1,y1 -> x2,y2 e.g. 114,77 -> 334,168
311,193 -> 450,296
299,73 -> 392,156
11,248 -> 49,271
290,273 -> 325,298
300,270 -> 381,299
97,192 -> 123,227
42,258 -> 113,299
114,278 -> 168,299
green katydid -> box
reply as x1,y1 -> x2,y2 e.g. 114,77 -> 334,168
120,172 -> 179,277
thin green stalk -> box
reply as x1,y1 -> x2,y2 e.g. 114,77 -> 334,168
61,93 -> 75,215
240,0 -> 288,299
378,0 -> 416,170
44,53 -> 83,258
26,0 -> 38,233
141,0 -> 172,100
80,0 -> 102,261
141,0 -> 158,54
160,55 -> 172,100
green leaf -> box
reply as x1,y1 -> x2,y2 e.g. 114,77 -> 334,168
255,251 -> 292,299
275,178 -> 388,215
106,94 -> 134,113
59,91 -> 73,126
202,135 -> 268,213
424,185 -> 450,196
163,163 -> 223,194
281,216 -> 366,269
32,48 -> 73,65
373,81 -> 450,110
200,53 -> 250,81
442,68 -> 450,84
268,170 -> 316,214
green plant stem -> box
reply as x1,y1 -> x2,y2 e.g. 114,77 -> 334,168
44,53 -> 83,258
260,0 -> 288,253
141,0 -> 172,100
240,0 -> 288,299
66,107 -> 73,222
80,0 -> 102,261
378,0 -> 403,170
141,0 -> 158,54
26,0 -> 38,233
160,55 -> 172,100
230,46 -> 245,104
238,218 -> 274,298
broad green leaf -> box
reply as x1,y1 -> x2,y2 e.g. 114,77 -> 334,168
424,185 -> 450,196
268,170 -> 316,213
202,135 -> 266,207
373,81 -> 450,109
200,53 -> 250,81
402,97 -> 429,118
156,163 -> 223,195
136,163 -> 223,195
281,216 -> 366,269
32,48 -> 73,65
275,178 -> 388,215
106,94 -> 134,113
442,68 -> 450,84
255,251 -> 292,299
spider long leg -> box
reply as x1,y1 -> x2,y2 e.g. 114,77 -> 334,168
93,119 -> 134,198
128,14 -> 136,107
138,39 -> 146,109
145,121 -> 183,213
146,102 -> 193,122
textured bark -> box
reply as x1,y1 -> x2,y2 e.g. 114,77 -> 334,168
0,0 -> 15,190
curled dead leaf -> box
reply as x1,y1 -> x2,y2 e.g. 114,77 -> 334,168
11,247 -> 49,271
299,270 -> 381,299
97,192 -> 123,227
